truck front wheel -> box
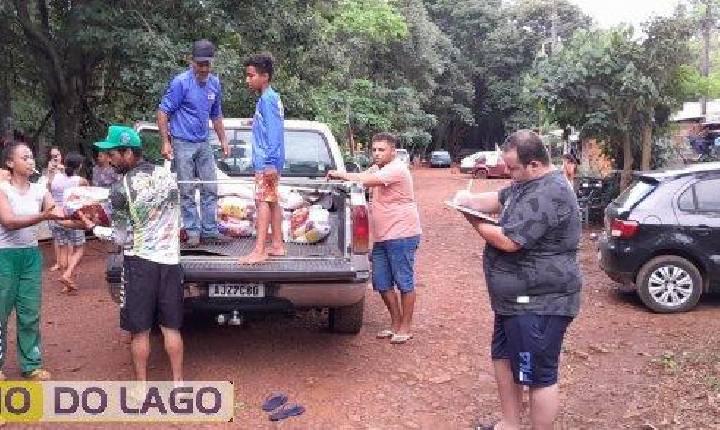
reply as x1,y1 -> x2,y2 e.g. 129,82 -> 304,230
328,298 -> 365,334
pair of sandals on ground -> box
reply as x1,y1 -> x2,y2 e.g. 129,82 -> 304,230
376,329 -> 413,344
261,392 -> 305,421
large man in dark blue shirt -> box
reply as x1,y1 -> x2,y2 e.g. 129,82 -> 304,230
454,130 -> 582,430
157,39 -> 230,247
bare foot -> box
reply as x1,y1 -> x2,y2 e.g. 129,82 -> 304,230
268,245 -> 286,257
237,252 -> 269,265
49,264 -> 60,272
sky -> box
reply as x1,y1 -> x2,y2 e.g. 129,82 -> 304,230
568,0 -> 684,29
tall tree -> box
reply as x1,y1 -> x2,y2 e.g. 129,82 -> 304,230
528,17 -> 693,187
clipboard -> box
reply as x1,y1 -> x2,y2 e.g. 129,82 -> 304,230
445,201 -> 499,225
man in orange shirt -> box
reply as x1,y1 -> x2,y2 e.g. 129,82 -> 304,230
328,133 -> 421,344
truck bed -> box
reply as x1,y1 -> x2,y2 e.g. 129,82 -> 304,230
178,210 -> 368,282
181,213 -> 343,259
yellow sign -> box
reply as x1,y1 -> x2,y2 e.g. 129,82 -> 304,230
0,381 -> 233,423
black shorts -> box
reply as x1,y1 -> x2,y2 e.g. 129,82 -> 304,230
491,314 -> 572,388
121,255 -> 184,334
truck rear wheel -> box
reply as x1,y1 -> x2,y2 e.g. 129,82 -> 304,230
329,298 -> 364,334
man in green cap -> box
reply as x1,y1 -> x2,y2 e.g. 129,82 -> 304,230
79,125 -> 185,384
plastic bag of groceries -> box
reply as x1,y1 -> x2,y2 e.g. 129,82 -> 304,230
217,197 -> 255,220
216,170 -> 255,198
280,189 -> 305,210
284,205 -> 331,244
218,217 -> 255,238
63,186 -> 111,226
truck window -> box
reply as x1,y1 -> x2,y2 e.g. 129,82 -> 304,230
218,129 -> 335,177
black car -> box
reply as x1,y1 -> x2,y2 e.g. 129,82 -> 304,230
598,163 -> 720,313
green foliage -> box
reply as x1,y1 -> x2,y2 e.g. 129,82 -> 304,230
0,0 -> 702,166
329,0 -> 408,42
526,13 -> 694,173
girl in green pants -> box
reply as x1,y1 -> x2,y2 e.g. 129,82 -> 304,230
0,142 -> 67,381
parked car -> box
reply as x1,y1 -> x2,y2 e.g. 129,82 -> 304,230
460,151 -> 488,173
460,151 -> 487,173
598,162 -> 720,313
396,148 -> 410,167
430,150 -> 452,168
471,151 -> 509,179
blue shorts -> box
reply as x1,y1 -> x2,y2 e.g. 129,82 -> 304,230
51,223 -> 86,246
491,314 -> 572,388
371,235 -> 420,294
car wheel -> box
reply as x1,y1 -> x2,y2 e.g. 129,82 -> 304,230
636,255 -> 703,313
328,298 -> 364,334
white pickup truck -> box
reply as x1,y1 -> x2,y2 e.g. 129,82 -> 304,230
104,119 -> 370,333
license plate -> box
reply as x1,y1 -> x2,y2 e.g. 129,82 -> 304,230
209,283 -> 265,298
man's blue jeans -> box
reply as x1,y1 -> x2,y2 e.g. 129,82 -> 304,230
173,138 -> 220,238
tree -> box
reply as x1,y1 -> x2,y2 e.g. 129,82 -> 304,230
528,17 -> 693,188
425,0 -> 591,149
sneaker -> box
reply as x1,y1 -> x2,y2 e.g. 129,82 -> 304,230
201,234 -> 234,245
22,368 -> 51,381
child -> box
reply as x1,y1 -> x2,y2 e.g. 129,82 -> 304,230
49,152 -> 89,294
92,149 -> 120,188
45,146 -> 64,272
239,52 -> 285,264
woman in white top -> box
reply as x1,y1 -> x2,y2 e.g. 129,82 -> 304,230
49,152 -> 89,293
0,141 -> 67,381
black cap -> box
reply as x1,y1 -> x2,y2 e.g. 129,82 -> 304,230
192,39 -> 215,62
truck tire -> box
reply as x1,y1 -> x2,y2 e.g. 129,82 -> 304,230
329,298 -> 364,334
636,255 -> 703,313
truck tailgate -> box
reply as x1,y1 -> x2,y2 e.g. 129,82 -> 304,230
181,256 -> 364,282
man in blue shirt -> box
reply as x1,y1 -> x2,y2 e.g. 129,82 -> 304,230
157,39 -> 231,247
238,52 -> 285,264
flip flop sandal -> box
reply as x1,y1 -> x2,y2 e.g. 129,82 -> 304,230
268,403 -> 305,421
59,276 -> 77,294
376,329 -> 395,339
390,333 -> 414,344
261,392 -> 288,412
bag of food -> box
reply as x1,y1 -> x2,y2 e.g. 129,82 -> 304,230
218,197 -> 255,220
63,186 -> 111,226
216,170 -> 255,198
286,205 -> 331,244
218,217 -> 255,238
281,190 -> 306,210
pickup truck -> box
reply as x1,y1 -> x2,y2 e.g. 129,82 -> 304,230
105,119 -> 370,333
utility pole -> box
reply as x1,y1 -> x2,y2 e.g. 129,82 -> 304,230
702,0 -> 712,116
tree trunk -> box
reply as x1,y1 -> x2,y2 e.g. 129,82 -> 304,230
641,122 -> 652,171
0,72 -> 12,142
621,131 -> 634,190
51,94 -> 83,152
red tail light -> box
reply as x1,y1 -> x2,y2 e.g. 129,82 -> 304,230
351,205 -> 370,254
610,219 -> 639,238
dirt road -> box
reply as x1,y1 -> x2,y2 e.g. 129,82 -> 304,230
3,168 -> 720,429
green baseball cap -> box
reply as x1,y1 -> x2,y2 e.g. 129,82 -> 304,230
94,125 -> 142,150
